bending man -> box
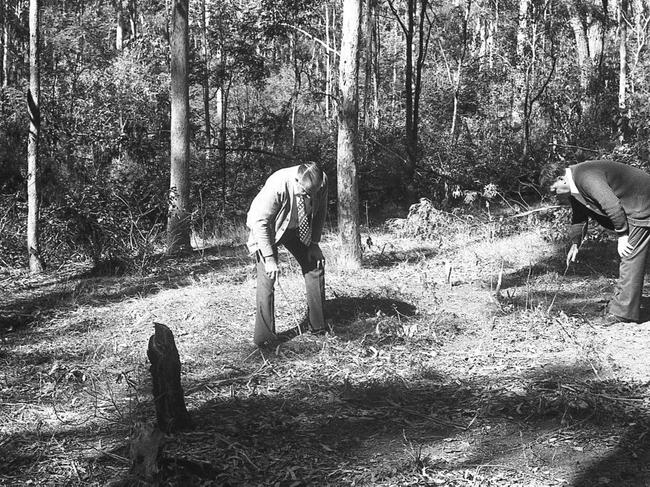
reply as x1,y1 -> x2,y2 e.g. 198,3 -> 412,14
246,163 -> 328,346
551,160 -> 650,324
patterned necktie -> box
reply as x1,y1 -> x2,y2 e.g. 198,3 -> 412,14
297,195 -> 312,246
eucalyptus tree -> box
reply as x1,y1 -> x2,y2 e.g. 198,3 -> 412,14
27,0 -> 44,272
167,0 -> 191,253
337,0 -> 362,267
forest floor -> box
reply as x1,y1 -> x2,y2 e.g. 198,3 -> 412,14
2,210 -> 650,486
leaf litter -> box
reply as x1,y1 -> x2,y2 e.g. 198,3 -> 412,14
1,220 -> 650,485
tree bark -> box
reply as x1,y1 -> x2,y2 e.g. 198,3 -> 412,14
325,4 -> 331,119
618,0 -> 628,142
337,0 -> 362,268
147,323 -> 191,433
116,0 -> 125,51
200,0 -> 211,166
3,0 -> 9,87
167,0 -> 191,253
511,0 -> 529,129
567,0 -> 607,118
27,0 -> 44,274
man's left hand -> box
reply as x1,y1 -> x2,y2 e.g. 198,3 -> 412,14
307,244 -> 325,269
618,234 -> 634,258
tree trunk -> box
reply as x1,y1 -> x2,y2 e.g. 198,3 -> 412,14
0,0 -> 4,86
371,4 -> 380,130
618,0 -> 628,143
567,0 -> 607,118
27,0 -> 44,274
200,0 -> 211,165
129,0 -> 137,39
324,4 -> 331,119
147,323 -> 192,433
167,0 -> 191,253
362,0 -> 376,129
3,0 -> 9,87
116,0 -> 125,51
511,0 -> 529,129
404,0 -> 416,178
337,0 -> 362,268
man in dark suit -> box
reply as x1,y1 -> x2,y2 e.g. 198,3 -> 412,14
551,160 -> 650,325
246,163 -> 329,346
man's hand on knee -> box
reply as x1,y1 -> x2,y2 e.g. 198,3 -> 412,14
307,244 -> 325,269
263,256 -> 279,280
618,235 -> 634,258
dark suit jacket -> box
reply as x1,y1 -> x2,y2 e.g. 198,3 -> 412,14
569,160 -> 650,245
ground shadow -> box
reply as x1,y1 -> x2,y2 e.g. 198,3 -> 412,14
364,246 -> 439,268
3,350 -> 649,485
0,247 -> 250,333
132,365 -> 650,484
492,240 -> 633,321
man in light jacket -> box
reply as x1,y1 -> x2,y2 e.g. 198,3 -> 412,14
551,160 -> 650,325
246,163 -> 328,346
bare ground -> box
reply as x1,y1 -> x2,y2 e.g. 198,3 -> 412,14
2,222 -> 650,486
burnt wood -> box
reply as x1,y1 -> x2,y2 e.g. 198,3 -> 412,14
147,322 -> 192,433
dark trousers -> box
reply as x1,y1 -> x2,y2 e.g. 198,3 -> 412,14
608,225 -> 650,321
254,229 -> 325,345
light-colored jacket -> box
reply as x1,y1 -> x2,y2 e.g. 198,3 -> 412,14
246,165 -> 328,256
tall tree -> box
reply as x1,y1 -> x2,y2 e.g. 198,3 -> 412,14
200,0 -> 212,165
2,0 -> 8,87
387,0 -> 433,181
337,0 -> 362,268
567,0 -> 608,118
27,0 -> 44,272
167,0 -> 191,253
618,0 -> 629,142
511,0 -> 529,129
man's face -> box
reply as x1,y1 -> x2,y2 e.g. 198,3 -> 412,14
550,174 -> 571,204
295,179 -> 319,200
550,175 -> 571,195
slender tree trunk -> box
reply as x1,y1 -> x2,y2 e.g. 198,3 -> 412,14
511,0 -> 529,129
324,4 -> 331,119
129,0 -> 136,39
362,0 -> 376,129
618,0 -> 628,143
27,0 -> 44,273
404,0 -> 415,177
0,0 -> 4,86
200,0 -> 211,165
167,0 -> 191,253
337,0 -> 362,268
372,4 -> 380,129
3,0 -> 9,87
116,0 -> 125,50
567,0 -> 607,118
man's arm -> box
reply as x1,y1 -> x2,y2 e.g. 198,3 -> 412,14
246,176 -> 283,258
569,197 -> 589,247
579,172 -> 628,236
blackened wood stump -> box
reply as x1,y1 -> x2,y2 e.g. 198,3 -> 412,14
147,322 -> 192,433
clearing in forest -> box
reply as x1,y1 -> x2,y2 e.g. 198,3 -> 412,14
1,210 -> 650,486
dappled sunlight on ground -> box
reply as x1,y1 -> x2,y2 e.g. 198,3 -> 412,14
2,225 -> 650,485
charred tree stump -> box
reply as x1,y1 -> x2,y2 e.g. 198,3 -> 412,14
147,322 -> 192,433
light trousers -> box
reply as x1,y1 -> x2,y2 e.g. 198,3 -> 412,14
254,229 -> 325,345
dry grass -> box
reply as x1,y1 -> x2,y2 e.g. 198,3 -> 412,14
2,216 -> 650,486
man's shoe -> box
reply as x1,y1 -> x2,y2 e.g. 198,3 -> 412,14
598,314 -> 636,327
